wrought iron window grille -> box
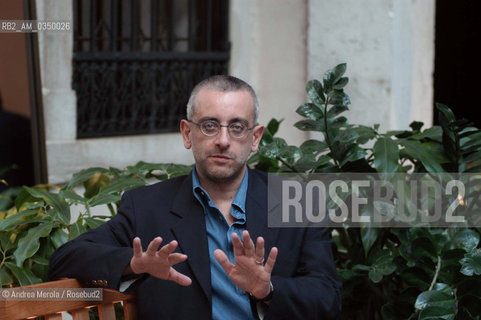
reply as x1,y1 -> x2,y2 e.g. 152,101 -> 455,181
73,0 -> 230,138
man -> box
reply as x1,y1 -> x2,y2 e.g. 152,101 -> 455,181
48,76 -> 341,319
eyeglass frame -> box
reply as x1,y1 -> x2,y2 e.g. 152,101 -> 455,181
188,119 -> 258,139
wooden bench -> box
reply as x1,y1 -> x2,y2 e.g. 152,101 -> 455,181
0,278 -> 137,320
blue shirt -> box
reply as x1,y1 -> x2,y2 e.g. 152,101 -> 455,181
192,168 -> 255,320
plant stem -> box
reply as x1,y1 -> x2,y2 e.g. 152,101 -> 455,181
107,203 -> 116,217
428,256 -> 442,291
0,251 -> 5,270
85,203 -> 92,218
276,156 -> 299,173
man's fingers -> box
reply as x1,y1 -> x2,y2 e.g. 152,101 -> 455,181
168,253 -> 188,265
168,268 -> 192,287
146,237 -> 163,256
133,237 -> 143,258
265,247 -> 278,274
242,231 -> 255,257
214,249 -> 234,274
254,237 -> 265,264
231,233 -> 245,257
158,240 -> 178,257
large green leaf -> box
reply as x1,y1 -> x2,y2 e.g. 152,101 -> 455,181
306,79 -> 325,107
418,307 -> 455,320
258,138 -> 288,159
0,233 -> 14,253
85,217 -> 106,229
460,248 -> 481,276
97,177 -> 145,195
59,190 -> 86,203
279,146 -> 301,165
266,118 -> 283,136
0,267 -> 14,286
339,145 -> 366,166
0,209 -> 39,231
415,290 -> 455,311
50,228 -> 68,249
361,227 -> 380,256
14,187 -> 38,210
451,229 -> 480,252
323,63 -> 347,92
368,268 -> 383,283
83,172 -> 111,198
21,187 -> 70,224
88,193 -> 121,207
373,136 -> 400,173
332,77 -> 349,90
299,139 -> 328,156
30,255 -> 49,266
294,119 -> 324,132
327,105 -> 349,118
436,103 -> 456,127
368,250 -> 397,283
411,126 -> 443,142
351,125 -> 377,144
13,222 -> 55,266
65,167 -> 109,190
4,262 -> 42,286
327,90 -> 351,106
296,103 -> 323,120
400,140 -> 444,173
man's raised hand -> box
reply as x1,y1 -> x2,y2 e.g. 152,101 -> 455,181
214,230 -> 278,300
130,236 -> 192,286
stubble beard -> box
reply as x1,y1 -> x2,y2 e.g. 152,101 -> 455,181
193,149 -> 250,184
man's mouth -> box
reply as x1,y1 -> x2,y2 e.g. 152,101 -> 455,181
210,154 -> 232,162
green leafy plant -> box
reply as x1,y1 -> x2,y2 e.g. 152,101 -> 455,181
0,162 -> 191,287
248,64 -> 481,319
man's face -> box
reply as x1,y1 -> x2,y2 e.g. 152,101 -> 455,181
180,88 -> 264,184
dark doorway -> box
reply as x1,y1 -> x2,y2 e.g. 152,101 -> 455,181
434,0 -> 481,128
0,0 -> 47,193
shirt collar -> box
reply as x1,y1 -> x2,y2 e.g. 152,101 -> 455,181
192,166 -> 249,214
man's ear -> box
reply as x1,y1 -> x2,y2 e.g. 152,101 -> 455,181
251,125 -> 265,152
180,120 -> 192,149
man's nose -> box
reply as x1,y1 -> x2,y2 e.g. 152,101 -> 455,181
215,126 -> 231,148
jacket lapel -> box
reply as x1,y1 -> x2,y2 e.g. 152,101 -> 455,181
169,174 -> 212,305
245,169 -> 280,260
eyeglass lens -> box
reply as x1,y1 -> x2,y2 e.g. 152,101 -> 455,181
200,120 -> 248,138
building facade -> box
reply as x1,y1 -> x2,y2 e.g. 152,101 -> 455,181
35,0 -> 434,183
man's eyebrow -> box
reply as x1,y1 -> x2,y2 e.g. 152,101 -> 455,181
196,116 -> 219,122
229,117 -> 249,124
196,117 -> 249,124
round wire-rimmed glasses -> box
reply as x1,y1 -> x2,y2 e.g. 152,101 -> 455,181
188,119 -> 256,139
